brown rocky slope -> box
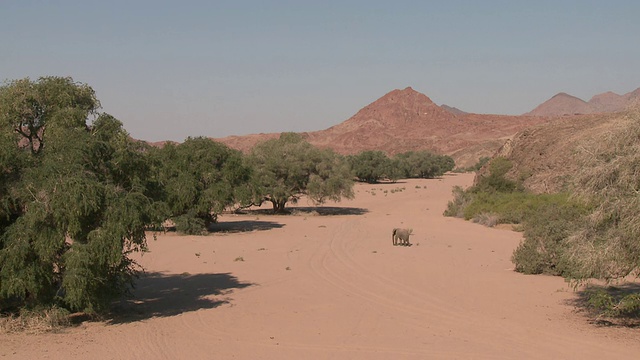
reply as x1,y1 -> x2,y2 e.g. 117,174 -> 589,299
479,108 -> 640,193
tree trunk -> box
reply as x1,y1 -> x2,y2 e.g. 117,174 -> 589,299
271,199 -> 288,213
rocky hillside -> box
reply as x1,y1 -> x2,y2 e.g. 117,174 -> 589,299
480,109 -> 639,193
215,87 -> 552,168
526,88 -> 640,116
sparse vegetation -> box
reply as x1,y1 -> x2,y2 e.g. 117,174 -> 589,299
472,212 -> 500,227
0,306 -> 71,334
444,157 -> 589,275
453,156 -> 491,173
446,111 -> 640,320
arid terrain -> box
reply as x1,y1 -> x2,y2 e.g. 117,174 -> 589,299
3,174 -> 638,359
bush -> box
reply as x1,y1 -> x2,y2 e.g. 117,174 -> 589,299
0,306 -> 71,334
512,198 -> 588,275
443,154 -> 589,276
443,186 -> 473,218
473,157 -> 523,193
173,214 -> 207,235
581,285 -> 640,323
472,212 -> 500,227
463,192 -> 581,224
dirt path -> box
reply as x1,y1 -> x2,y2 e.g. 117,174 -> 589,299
2,173 -> 638,359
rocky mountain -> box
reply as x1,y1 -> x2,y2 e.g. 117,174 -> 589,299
215,87 -> 552,168
526,88 -> 640,116
441,104 -> 468,116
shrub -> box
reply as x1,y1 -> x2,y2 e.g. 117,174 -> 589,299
512,198 -> 587,275
0,306 -> 71,334
472,157 -> 523,194
472,212 -> 500,227
582,285 -> 640,323
173,214 -> 207,235
443,186 -> 473,218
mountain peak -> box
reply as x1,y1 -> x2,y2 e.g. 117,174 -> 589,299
551,92 -> 584,101
526,87 -> 640,116
376,86 -> 435,106
526,92 -> 590,116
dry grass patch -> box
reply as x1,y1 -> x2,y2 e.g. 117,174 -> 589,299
1,307 -> 71,334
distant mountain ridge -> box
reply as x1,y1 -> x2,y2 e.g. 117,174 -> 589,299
526,88 -> 640,116
215,87 -> 552,167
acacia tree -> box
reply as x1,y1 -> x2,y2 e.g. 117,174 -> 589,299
0,77 -> 162,313
249,133 -> 354,212
348,150 -> 393,183
0,76 -> 97,155
394,151 -> 455,178
151,137 -> 254,234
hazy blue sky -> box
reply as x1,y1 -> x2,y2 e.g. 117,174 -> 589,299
2,1 -> 639,142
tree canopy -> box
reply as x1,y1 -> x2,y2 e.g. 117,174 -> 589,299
151,137 -> 254,234
349,150 -> 455,183
394,151 -> 455,179
249,133 -> 354,212
348,150 -> 393,183
0,77 -> 162,313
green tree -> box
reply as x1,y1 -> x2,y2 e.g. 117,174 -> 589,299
151,137 -> 254,234
0,77 -> 162,313
394,151 -> 455,178
349,150 -> 392,183
249,133 -> 354,212
0,76 -> 98,155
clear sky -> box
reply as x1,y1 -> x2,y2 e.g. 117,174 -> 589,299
2,1 -> 639,142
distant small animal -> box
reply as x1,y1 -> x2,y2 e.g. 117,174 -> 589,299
392,228 -> 412,246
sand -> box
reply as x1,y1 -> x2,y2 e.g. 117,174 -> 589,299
2,173 -> 638,359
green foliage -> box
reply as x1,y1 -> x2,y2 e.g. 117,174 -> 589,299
249,133 -> 354,212
0,76 -> 98,155
462,192 -> 582,224
0,77 -> 161,314
584,286 -> 640,320
443,185 -> 473,218
445,157 -> 526,221
348,150 -> 392,183
443,155 -> 588,276
472,157 -> 491,171
394,151 -> 455,179
472,157 -> 523,193
348,150 -> 455,183
151,137 -> 254,234
511,198 -> 588,275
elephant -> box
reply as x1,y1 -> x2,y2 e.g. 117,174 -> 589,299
392,228 -> 412,246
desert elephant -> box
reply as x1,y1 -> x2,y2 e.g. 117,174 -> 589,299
392,228 -> 412,246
